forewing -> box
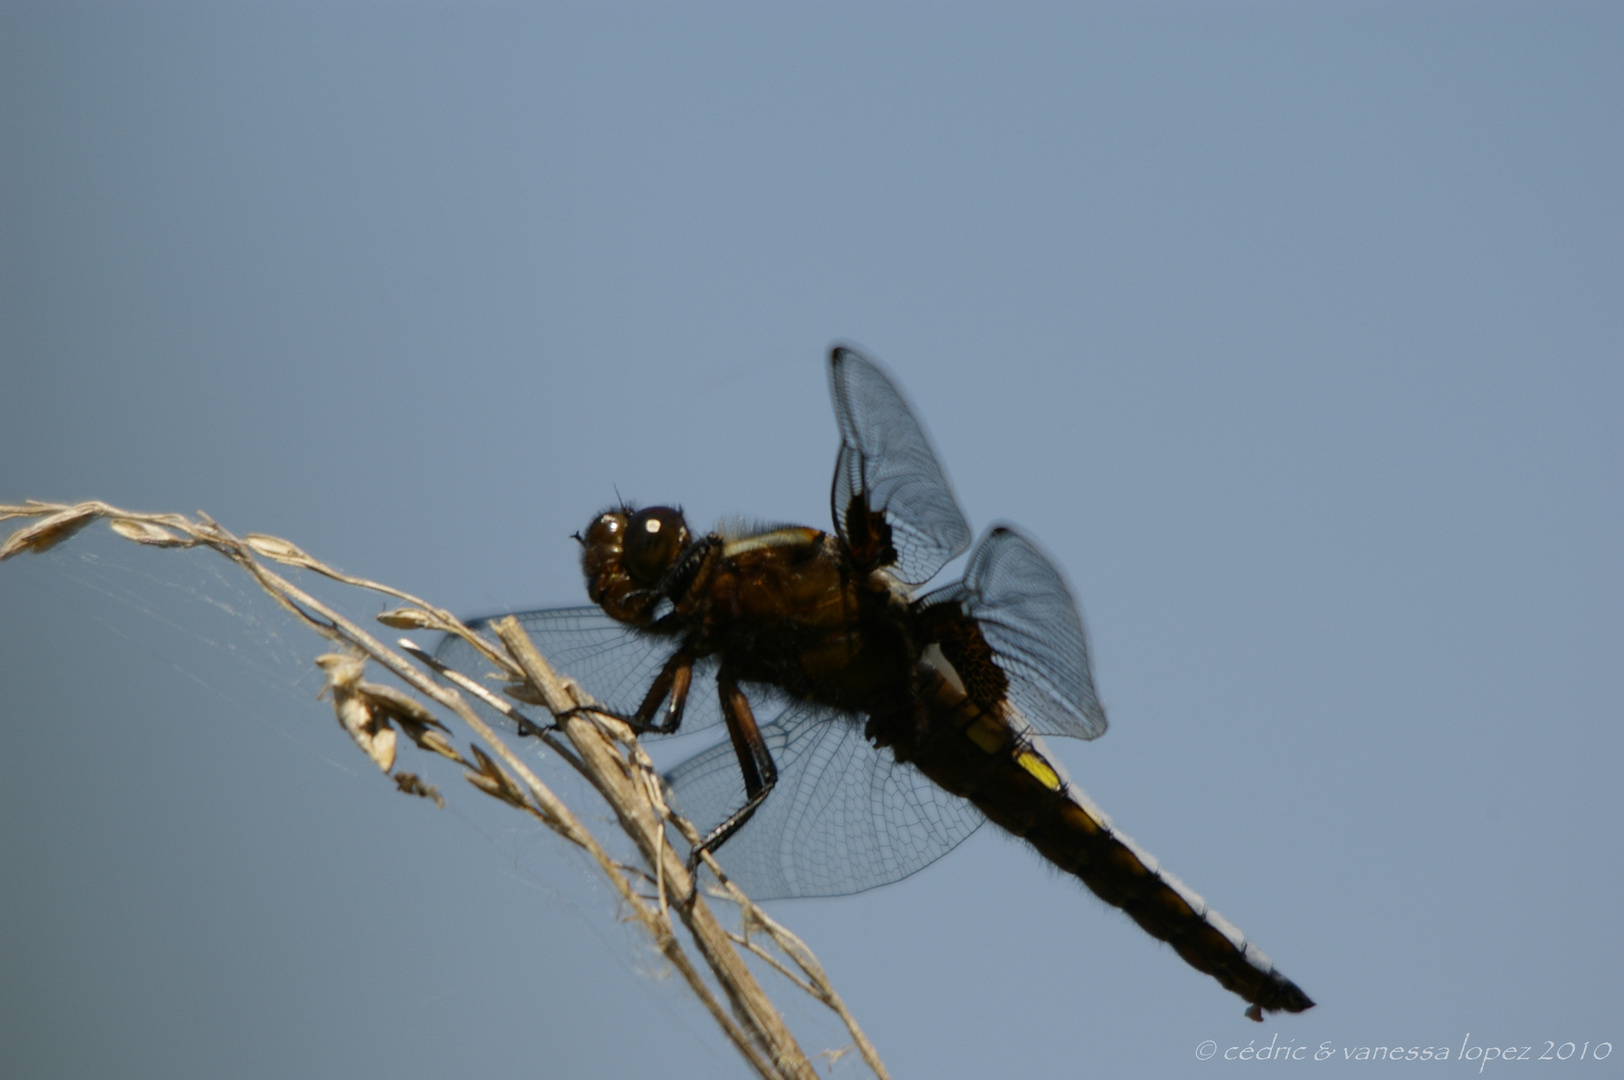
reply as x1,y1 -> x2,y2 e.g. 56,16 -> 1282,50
665,703 -> 986,899
929,527 -> 1108,741
829,347 -> 971,584
433,606 -> 725,733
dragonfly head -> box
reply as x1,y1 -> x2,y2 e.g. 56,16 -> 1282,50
580,505 -> 691,625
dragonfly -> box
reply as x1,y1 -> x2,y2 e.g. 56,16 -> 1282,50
436,346 -> 1313,1019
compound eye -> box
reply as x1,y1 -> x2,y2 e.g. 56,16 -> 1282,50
623,506 -> 689,584
583,512 -> 626,548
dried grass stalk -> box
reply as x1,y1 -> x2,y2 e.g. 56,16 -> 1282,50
2,500 -> 890,1080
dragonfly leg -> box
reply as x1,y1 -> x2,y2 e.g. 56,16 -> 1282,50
630,648 -> 695,734
560,648 -> 696,733
512,715 -> 558,739
688,666 -> 778,876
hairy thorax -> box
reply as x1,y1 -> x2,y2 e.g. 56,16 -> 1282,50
688,527 -> 918,717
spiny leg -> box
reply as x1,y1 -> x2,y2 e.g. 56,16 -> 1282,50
631,647 -> 695,734
688,666 -> 778,877
559,647 -> 695,734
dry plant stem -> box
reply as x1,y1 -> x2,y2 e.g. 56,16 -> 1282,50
739,905 -> 890,1080
655,804 -> 890,1080
3,502 -> 875,1080
407,648 -> 591,782
686,846 -> 892,1079
393,640 -> 823,1079
495,620 -> 818,1080
409,647 -> 784,1079
729,932 -> 819,998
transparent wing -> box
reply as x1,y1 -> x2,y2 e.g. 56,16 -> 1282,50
665,703 -> 986,899
925,527 -> 1108,741
433,606 -> 725,733
438,607 -> 980,898
829,346 -> 972,584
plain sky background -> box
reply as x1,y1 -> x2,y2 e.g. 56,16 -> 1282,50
2,3 -> 1620,1078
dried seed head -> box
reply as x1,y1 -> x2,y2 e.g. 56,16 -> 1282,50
335,694 -> 397,772
393,772 -> 445,808
0,506 -> 97,560
316,653 -> 396,772
244,533 -> 309,564
108,518 -> 189,547
357,681 -> 444,732
465,745 -> 527,809
362,686 -> 462,761
376,607 -> 437,630
414,728 -> 466,765
315,652 -> 365,693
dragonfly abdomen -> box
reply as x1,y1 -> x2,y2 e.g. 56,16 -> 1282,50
913,697 -> 1314,1017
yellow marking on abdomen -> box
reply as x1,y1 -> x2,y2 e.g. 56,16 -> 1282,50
1016,749 -> 1062,791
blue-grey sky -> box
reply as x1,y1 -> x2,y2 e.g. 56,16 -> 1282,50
2,4 -> 1619,1078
